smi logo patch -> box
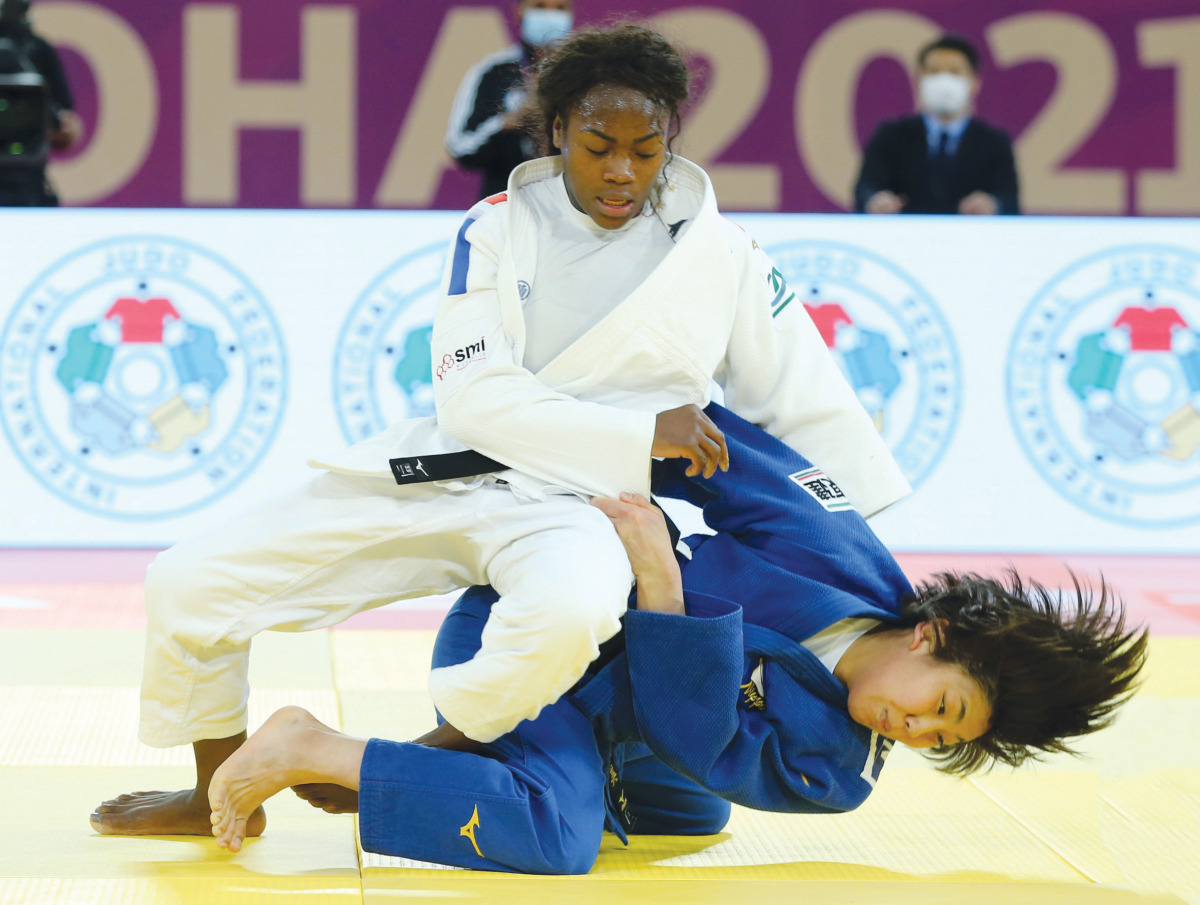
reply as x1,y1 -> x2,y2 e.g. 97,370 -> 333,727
436,336 -> 487,381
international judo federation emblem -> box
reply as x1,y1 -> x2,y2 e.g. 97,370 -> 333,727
333,241 -> 447,443
0,236 -> 286,519
765,240 -> 961,489
1007,244 -> 1200,526
460,804 -> 483,857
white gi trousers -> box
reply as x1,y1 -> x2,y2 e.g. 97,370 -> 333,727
137,472 -> 632,746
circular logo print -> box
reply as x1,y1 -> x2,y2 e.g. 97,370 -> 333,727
333,241 -> 447,443
765,240 -> 961,488
0,236 -> 287,520
1007,244 -> 1200,526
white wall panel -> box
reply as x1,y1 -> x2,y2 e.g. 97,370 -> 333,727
2,209 -> 1197,552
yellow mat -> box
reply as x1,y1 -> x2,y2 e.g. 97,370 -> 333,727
1,619 -> 1196,905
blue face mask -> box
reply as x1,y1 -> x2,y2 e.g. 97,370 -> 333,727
521,8 -> 572,48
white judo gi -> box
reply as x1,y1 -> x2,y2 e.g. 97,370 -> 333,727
138,156 -> 910,747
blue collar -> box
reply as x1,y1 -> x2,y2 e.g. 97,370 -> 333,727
923,113 -> 971,155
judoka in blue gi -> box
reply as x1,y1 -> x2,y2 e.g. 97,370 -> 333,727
206,406 -> 1148,873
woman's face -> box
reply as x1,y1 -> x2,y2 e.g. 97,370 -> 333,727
552,84 -> 669,230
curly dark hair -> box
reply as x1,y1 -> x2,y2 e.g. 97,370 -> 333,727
521,23 -> 691,157
900,571 -> 1148,776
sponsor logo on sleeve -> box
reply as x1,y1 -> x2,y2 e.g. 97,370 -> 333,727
436,336 -> 487,381
789,467 -> 854,512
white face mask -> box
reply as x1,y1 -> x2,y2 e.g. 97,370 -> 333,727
919,72 -> 972,117
521,8 -> 572,48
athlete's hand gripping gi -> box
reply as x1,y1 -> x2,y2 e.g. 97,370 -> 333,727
353,405 -> 910,873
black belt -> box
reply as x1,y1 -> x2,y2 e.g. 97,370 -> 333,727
388,450 -> 506,485
389,449 -> 682,550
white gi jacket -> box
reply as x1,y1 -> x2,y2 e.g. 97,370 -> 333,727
313,156 -> 910,517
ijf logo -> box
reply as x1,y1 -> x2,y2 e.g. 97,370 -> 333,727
333,241 -> 447,443
1007,244 -> 1200,526
765,240 -> 961,488
0,236 -> 287,520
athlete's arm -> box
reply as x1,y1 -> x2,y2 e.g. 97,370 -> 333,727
432,203 -> 657,498
713,228 -> 909,517
591,493 -> 684,615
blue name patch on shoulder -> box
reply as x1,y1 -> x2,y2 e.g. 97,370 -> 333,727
447,217 -> 476,296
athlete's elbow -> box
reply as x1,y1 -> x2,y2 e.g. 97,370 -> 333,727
435,393 -> 486,448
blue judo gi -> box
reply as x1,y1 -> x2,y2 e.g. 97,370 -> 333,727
356,405 -> 914,874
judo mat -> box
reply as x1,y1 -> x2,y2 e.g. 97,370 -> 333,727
0,548 -> 1196,905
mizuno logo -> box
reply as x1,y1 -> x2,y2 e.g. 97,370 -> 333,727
415,459 -> 428,477
460,804 -> 483,857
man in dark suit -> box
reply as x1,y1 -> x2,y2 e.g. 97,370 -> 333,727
854,34 -> 1018,216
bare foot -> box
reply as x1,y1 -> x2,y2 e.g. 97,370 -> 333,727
292,783 -> 359,814
91,788 -> 265,838
209,706 -> 338,852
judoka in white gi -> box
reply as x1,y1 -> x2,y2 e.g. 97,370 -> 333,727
92,24 -> 908,839
202,406 -> 1146,867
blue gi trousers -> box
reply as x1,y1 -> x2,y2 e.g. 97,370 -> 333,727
356,588 -> 731,874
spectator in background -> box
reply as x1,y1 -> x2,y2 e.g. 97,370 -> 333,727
0,0 -> 82,206
446,0 -> 573,200
854,34 -> 1018,216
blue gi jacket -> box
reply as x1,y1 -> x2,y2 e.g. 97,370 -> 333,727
573,403 -> 913,817
358,404 -> 916,873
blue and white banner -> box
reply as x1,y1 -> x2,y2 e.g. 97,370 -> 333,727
2,208 -> 1199,553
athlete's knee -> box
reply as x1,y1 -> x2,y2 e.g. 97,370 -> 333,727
534,580 -> 627,656
519,551 -> 630,651
143,543 -> 229,638
630,794 -> 730,836
686,796 -> 732,835
529,813 -> 600,875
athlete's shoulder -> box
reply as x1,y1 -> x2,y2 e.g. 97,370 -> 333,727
718,215 -> 754,248
462,190 -> 511,225
717,217 -> 771,272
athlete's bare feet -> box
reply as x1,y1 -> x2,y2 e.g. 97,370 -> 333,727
292,783 -> 359,814
285,722 -> 478,815
91,733 -> 264,838
91,788 -> 265,837
210,706 -> 366,852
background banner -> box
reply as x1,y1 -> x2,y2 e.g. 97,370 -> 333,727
3,207 -> 1199,552
30,0 -> 1200,216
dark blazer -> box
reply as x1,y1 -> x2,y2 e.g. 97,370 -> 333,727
853,114 -> 1019,214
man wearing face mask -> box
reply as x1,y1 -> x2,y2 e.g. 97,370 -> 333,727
446,0 -> 573,200
853,34 -> 1018,216
0,0 -> 83,206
